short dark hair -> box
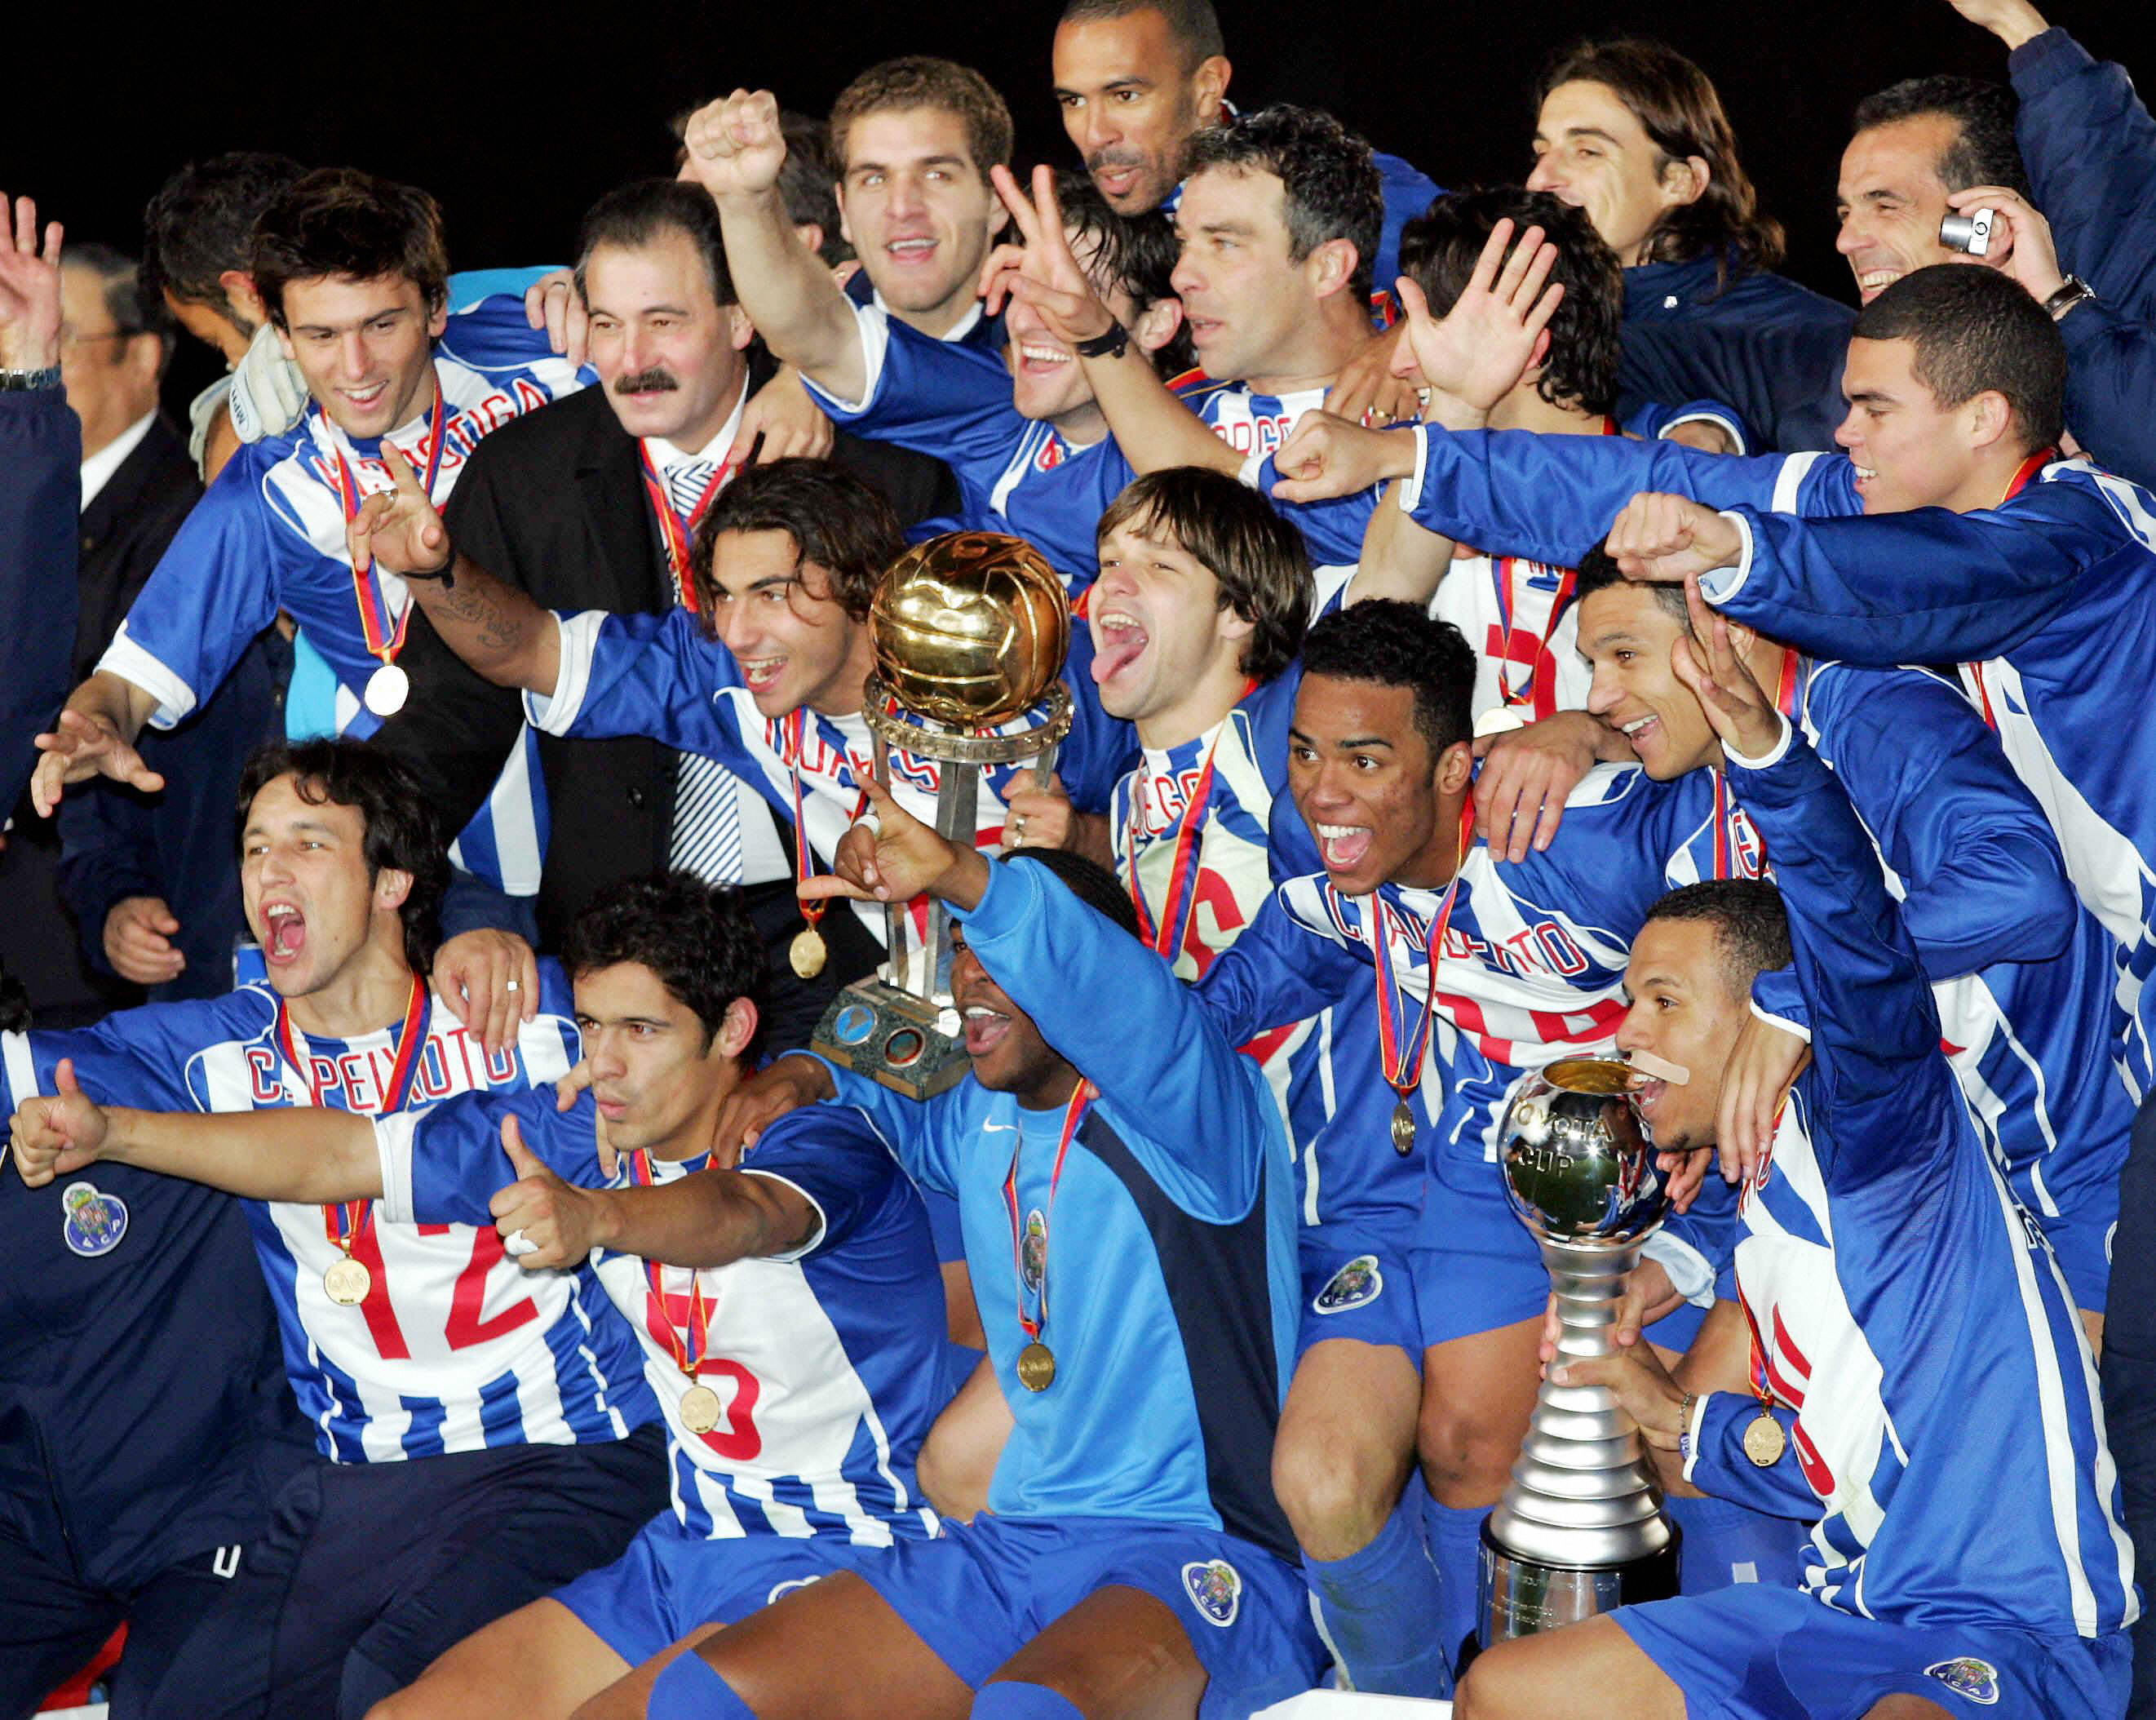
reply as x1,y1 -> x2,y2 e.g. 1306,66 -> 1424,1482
1642,879 -> 1792,994
1537,38 -> 1785,277
1400,188 -> 1622,417
1299,600 -> 1476,760
1852,76 -> 2030,200
1096,468 -> 1311,682
1056,170 -> 1192,376
64,242 -> 175,370
1182,104 -> 1384,302
829,57 -> 1013,185
1003,847 -> 1144,941
237,740 -> 448,976
1853,264 -> 2065,452
693,458 -> 905,625
560,872 -> 768,1060
252,168 -> 449,329
780,111 -> 849,266
142,151 -> 307,320
1056,0 -> 1226,67
1575,543 -> 1688,623
575,179 -> 735,309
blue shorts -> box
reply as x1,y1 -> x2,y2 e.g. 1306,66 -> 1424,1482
552,1513 -> 892,1665
1411,1158 -> 1549,1350
1614,1583 -> 2131,1719
851,1514 -> 1322,1719
1295,1220 -> 1423,1365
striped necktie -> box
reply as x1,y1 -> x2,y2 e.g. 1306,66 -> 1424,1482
660,453 -> 744,884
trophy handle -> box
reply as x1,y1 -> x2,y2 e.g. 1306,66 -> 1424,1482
873,736 -> 908,986
923,763 -> 979,999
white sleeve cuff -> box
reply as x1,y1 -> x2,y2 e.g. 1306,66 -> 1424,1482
524,611 -> 603,735
1750,997 -> 1813,1045
798,300 -> 890,419
737,1168 -> 830,1261
373,1111 -> 424,1224
1396,424 -> 1432,512
1642,1230 -> 1717,1307
1681,1390 -> 1716,1486
95,630 -> 199,729
1237,450 -> 1269,491
1697,512 -> 1755,605
1722,712 -> 1793,769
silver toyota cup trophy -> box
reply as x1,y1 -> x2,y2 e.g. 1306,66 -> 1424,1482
811,530 -> 1072,1100
1476,1055 -> 1681,1652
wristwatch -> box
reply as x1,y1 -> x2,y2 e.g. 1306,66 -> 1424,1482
2043,276 -> 2096,321
1073,321 -> 1130,360
0,364 -> 62,392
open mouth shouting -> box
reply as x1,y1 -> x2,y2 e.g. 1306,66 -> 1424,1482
1314,822 -> 1375,873
1089,606 -> 1149,689
259,900 -> 308,967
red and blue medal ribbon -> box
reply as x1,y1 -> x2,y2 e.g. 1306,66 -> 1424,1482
1366,804 -> 1474,1109
1967,449 -> 2056,732
1127,681 -> 1257,964
277,976 -> 429,1261
1002,1084 -> 1091,1347
1492,559 -> 1578,715
629,1150 -> 716,1381
636,445 -> 739,614
324,378 -> 448,677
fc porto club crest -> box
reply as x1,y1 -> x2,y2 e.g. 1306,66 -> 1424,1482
1313,1254 -> 1382,1315
60,1181 -> 129,1258
1180,1558 -> 1242,1628
1022,1209 -> 1048,1292
1924,1658 -> 2001,1705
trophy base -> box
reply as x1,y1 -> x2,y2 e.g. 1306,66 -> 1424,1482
812,979 -> 971,1101
1474,1519 -> 1682,1651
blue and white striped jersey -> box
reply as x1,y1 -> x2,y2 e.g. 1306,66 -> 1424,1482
1665,657 -> 2129,1302
1396,424 -> 2156,1103
1684,725 -> 2135,1638
0,970 -> 655,1464
95,291 -> 584,897
375,1091 -> 945,1546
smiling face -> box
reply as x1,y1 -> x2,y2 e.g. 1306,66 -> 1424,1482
1616,917 -> 1747,1150
702,528 -> 874,720
1578,584 -> 1720,779
241,774 -> 410,1000
573,960 -> 744,1160
1288,675 -> 1468,898
1834,335 -> 1986,514
951,922 -> 1071,1106
835,106 -> 1005,330
583,233 -> 753,453
275,273 -> 446,440
1526,80 -> 1698,266
1087,515 -> 1252,739
1003,228 -> 1154,426
1835,115 -> 1966,305
1051,8 -> 1225,213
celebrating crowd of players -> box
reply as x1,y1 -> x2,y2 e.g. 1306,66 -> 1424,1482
4,0 -> 2155,1714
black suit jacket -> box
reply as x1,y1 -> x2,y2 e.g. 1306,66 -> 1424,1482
371,383 -> 891,1048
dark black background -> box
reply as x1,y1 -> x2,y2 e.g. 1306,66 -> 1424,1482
13,0 -> 2130,418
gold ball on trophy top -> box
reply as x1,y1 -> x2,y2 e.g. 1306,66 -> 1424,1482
870,531 -> 1069,727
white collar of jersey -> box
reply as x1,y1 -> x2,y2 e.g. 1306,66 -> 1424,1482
871,286 -> 983,344
642,380 -> 750,477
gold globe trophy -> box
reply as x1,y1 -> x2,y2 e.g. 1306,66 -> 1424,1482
812,531 -> 1074,1099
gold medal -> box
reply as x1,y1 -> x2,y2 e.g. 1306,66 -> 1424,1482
323,1253 -> 372,1306
1390,1099 -> 1416,1156
680,1382 -> 723,1434
1742,1408 -> 1788,1467
1016,1341 -> 1056,1393
789,927 -> 827,979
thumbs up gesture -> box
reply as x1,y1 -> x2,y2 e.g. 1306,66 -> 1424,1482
348,445 -> 453,579
488,1112 -> 609,1270
9,1059 -> 112,1188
